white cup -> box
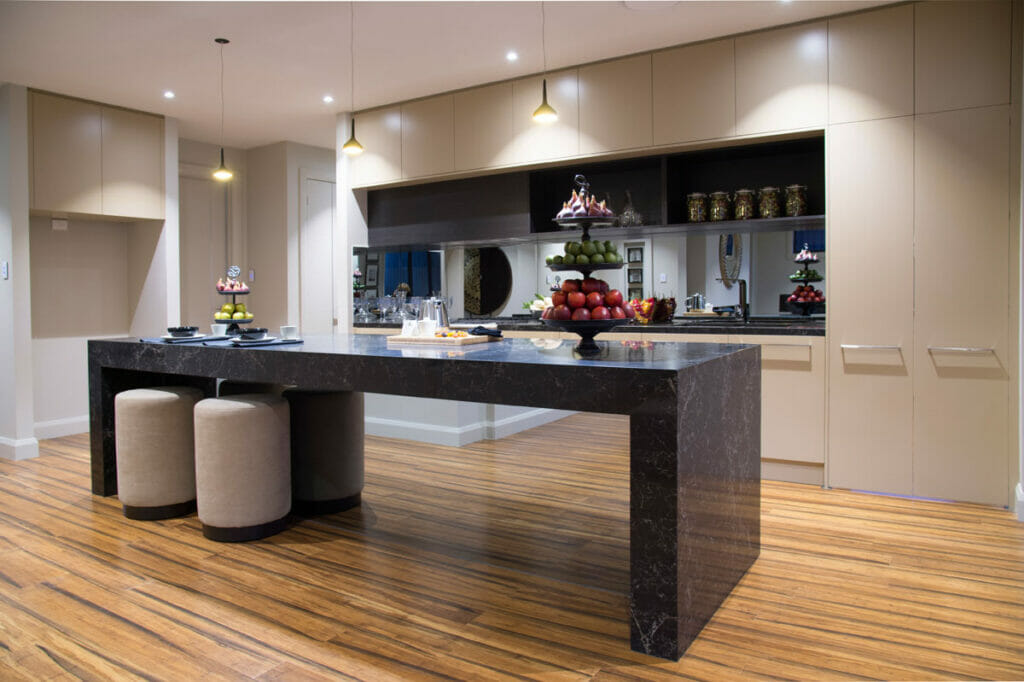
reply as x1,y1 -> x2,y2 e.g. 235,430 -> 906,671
401,320 -> 418,337
417,319 -> 437,337
280,325 -> 298,340
211,323 -> 228,336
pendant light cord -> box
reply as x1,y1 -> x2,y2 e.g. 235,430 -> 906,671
540,1 -> 547,76
349,1 -> 355,112
219,41 -> 225,146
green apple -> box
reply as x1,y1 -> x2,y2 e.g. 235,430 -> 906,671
220,303 -> 235,315
232,312 -> 245,320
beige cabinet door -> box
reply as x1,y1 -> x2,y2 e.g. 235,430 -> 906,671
915,0 -> 1011,115
30,91 -> 102,214
827,116 -> 914,495
454,82 -> 515,171
100,107 -> 164,219
509,69 -> 580,164
827,4 -> 913,124
731,335 -> 825,465
349,107 -> 402,188
913,106 -> 1010,506
653,38 -> 735,144
401,95 -> 454,179
735,22 -> 827,136
578,55 -> 653,155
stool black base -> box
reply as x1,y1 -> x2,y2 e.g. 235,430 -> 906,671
292,492 -> 362,517
201,515 -> 290,542
123,499 -> 197,521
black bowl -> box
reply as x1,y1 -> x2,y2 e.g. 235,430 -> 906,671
238,327 -> 269,340
167,326 -> 199,337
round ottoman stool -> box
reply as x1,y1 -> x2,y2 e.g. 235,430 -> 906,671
114,386 -> 203,520
283,389 -> 365,516
194,394 -> 291,541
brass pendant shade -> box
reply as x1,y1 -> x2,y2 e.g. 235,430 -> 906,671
342,118 -> 364,156
213,147 -> 233,181
532,79 -> 558,124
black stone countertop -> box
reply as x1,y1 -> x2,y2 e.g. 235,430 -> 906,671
354,315 -> 825,336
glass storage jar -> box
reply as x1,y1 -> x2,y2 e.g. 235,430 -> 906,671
758,186 -> 780,218
686,192 -> 708,222
709,191 -> 731,222
785,184 -> 807,217
733,189 -> 755,220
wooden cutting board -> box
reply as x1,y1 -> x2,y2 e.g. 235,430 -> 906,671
386,334 -> 498,346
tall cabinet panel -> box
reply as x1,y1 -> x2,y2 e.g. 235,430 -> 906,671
100,107 -> 164,219
350,107 -> 402,188
827,116 -> 915,494
578,55 -> 653,155
652,39 -> 735,144
30,92 -> 103,214
913,105 -> 1011,506
454,82 -> 515,171
401,95 -> 454,180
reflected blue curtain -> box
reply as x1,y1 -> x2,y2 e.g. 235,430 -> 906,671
794,229 -> 825,253
383,252 -> 404,295
383,251 -> 441,297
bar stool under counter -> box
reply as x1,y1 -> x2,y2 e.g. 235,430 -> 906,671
114,386 -> 204,520
193,394 -> 291,541
282,389 -> 365,516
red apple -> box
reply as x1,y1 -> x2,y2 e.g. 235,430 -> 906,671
599,280 -> 609,294
541,306 -> 553,320
567,291 -> 586,309
591,306 -> 611,320
605,289 -> 624,307
553,304 -> 572,320
562,279 -> 580,293
586,291 -> 604,309
552,291 -> 567,307
581,277 -> 603,295
610,305 -> 626,319
622,303 -> 636,318
571,307 -> 591,321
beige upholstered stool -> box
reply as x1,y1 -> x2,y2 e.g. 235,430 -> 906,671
194,394 -> 291,541
283,389 -> 365,516
114,386 -> 203,520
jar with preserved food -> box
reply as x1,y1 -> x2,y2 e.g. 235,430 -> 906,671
709,191 -> 731,222
686,192 -> 708,222
758,186 -> 780,218
734,189 -> 755,220
785,184 -> 807,217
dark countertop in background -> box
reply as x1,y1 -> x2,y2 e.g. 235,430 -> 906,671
354,315 -> 825,337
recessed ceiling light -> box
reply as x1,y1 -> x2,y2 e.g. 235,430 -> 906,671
506,50 -> 518,62
163,90 -> 175,99
322,94 -> 334,104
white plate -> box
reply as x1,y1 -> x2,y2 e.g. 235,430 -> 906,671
231,336 -> 276,344
162,333 -> 205,340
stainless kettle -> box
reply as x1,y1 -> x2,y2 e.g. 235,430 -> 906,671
418,297 -> 450,328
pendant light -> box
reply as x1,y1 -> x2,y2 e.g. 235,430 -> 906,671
212,37 -> 233,181
342,2 -> 364,156
532,1 -> 557,124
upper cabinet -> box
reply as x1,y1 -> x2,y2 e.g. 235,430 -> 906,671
915,0 -> 1011,114
653,38 -> 735,145
578,55 -> 653,155
402,95 -> 454,180
509,69 -> 580,165
454,82 -> 515,172
30,91 -> 164,220
349,107 -> 402,188
31,92 -> 103,215
828,4 -> 913,124
100,107 -> 165,219
735,22 -> 827,136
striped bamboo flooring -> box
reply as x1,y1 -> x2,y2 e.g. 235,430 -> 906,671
0,412 -> 1022,680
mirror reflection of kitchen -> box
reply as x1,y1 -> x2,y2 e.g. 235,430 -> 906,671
353,248 -> 442,301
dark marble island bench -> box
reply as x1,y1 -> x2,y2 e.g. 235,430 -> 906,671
88,334 -> 761,660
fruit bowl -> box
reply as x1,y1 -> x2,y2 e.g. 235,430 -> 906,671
541,318 -> 630,355
553,216 -> 617,230
548,262 -> 624,275
167,326 -> 199,338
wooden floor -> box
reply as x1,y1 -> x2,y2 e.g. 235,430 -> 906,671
0,413 -> 1022,681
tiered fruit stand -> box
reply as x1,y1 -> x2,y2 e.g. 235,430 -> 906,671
214,266 -> 256,335
785,244 -> 825,316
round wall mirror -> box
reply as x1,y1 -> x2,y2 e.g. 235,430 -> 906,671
464,247 -> 512,316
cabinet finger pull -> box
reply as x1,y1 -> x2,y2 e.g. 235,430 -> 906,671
840,344 -> 901,351
927,346 -> 995,354
763,343 -> 812,348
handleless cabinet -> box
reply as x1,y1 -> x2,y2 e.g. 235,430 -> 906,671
827,116 -> 915,495
653,39 -> 735,145
100,107 -> 164,219
402,95 -> 454,180
349,107 -> 402,188
30,92 -> 103,215
735,22 -> 827,136
454,83 -> 515,171
578,55 -> 653,155
912,105 -> 1011,506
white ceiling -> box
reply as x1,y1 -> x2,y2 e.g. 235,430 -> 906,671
0,1 -> 892,151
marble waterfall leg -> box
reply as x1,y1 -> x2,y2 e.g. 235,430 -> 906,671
628,353 -> 761,660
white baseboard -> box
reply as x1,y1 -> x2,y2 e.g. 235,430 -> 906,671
0,435 -> 39,461
762,459 -> 824,486
35,415 -> 89,440
1016,482 -> 1023,522
365,416 -> 486,447
486,408 -> 574,440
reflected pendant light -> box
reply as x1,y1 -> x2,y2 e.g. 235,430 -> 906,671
342,2 -> 364,155
212,37 -> 233,181
532,2 -> 557,124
